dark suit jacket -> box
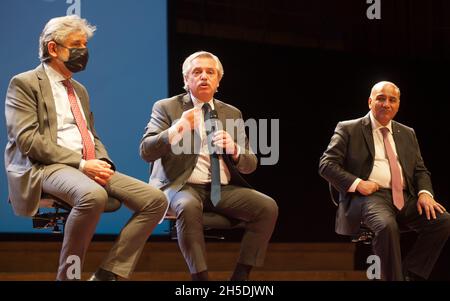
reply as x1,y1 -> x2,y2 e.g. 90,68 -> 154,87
140,93 -> 257,203
4,64 -> 111,216
319,113 -> 433,235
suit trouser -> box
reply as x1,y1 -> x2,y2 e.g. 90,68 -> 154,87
42,164 -> 168,280
170,184 -> 278,273
360,189 -> 450,280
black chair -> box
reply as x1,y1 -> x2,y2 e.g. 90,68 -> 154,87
32,193 -> 122,233
165,210 -> 246,240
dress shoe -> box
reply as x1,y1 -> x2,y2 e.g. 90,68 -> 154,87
230,263 -> 251,281
191,270 -> 209,281
87,268 -> 117,281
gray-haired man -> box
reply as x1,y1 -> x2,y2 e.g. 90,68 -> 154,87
4,15 -> 168,280
140,51 -> 278,281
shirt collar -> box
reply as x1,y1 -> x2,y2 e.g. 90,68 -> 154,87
190,93 -> 215,110
369,111 -> 393,134
43,63 -> 68,84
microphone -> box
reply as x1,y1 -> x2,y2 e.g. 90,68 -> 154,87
203,108 -> 222,204
208,110 -> 219,132
204,109 -> 220,154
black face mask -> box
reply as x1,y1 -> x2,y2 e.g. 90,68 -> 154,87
56,43 -> 89,73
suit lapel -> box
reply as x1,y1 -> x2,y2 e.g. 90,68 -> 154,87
361,113 -> 375,158
36,65 -> 58,142
181,93 -> 194,110
213,99 -> 227,131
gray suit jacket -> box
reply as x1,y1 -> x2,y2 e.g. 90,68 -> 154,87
319,113 -> 433,235
140,93 -> 257,203
4,64 -> 111,216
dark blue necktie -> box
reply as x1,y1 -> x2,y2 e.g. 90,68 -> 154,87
202,103 -> 221,206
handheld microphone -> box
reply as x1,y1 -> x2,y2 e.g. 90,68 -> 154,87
203,108 -> 221,204
208,110 -> 219,132
205,109 -> 220,154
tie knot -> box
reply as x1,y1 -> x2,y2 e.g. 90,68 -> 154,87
62,79 -> 72,89
202,103 -> 212,114
380,127 -> 390,138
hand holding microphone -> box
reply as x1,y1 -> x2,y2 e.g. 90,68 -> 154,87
204,107 -> 238,158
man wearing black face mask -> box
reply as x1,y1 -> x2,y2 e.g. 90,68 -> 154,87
4,15 -> 168,280
53,42 -> 89,73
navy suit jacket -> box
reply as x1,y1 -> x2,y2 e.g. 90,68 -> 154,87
319,113 -> 433,235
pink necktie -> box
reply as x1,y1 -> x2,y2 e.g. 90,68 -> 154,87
380,127 -> 404,210
62,80 -> 96,160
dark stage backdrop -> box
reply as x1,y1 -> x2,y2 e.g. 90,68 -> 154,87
169,33 -> 450,242
167,0 -> 450,279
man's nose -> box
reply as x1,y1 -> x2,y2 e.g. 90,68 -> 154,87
200,71 -> 208,79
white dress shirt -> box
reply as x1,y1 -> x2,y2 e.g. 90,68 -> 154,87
367,112 -> 405,189
44,64 -> 95,167
348,111 -> 432,198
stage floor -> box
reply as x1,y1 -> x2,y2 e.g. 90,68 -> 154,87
0,241 -> 366,281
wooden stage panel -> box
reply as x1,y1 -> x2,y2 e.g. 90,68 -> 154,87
0,241 -> 366,281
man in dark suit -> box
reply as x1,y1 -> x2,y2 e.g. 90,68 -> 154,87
319,81 -> 450,280
4,15 -> 168,280
140,51 -> 278,281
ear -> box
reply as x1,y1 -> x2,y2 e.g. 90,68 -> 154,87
368,97 -> 373,109
47,41 -> 58,58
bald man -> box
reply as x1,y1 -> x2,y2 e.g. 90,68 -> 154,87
319,81 -> 450,281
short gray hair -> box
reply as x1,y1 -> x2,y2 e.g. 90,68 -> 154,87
39,15 -> 96,62
182,51 -> 224,91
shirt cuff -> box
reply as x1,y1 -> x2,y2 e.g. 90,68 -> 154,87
418,190 -> 433,199
348,178 -> 362,193
79,159 -> 86,171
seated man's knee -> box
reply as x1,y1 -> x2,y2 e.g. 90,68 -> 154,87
155,190 -> 169,213
372,217 -> 399,235
142,189 -> 168,214
439,212 -> 450,235
172,198 -> 203,234
78,187 -> 108,212
266,197 -> 279,220
258,195 -> 279,221
174,198 -> 203,221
